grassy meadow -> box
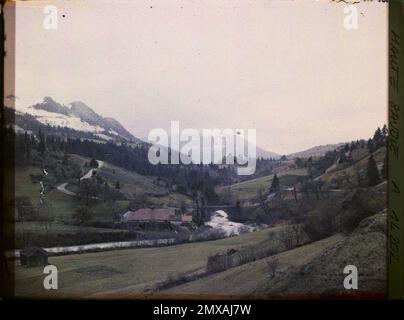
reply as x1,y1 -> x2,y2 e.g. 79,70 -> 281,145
217,168 -> 308,203
13,228 -> 272,298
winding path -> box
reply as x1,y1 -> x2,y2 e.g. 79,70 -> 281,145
56,160 -> 104,196
56,183 -> 76,196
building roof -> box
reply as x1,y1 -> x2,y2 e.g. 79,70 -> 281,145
123,208 -> 193,223
124,208 -> 176,221
181,215 -> 193,222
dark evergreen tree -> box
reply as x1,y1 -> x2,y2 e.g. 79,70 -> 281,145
382,124 -> 388,138
367,139 -> 374,153
89,158 -> 98,168
366,155 -> 381,186
295,157 -> 304,168
269,174 -> 280,194
372,127 -> 384,149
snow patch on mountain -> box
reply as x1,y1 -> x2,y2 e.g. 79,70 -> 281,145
17,105 -> 104,133
95,133 -> 114,141
108,129 -> 119,136
14,97 -> 141,143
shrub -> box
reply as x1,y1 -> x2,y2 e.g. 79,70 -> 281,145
340,189 -> 382,233
89,158 -> 99,168
73,206 -> 92,225
340,208 -> 373,233
303,203 -> 338,241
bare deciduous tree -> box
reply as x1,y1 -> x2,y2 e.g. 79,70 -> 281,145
258,185 -> 271,222
291,224 -> 302,246
267,257 -> 279,278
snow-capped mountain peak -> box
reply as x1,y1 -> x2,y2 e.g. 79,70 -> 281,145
15,97 -> 140,142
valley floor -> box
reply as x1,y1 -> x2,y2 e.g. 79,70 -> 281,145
12,228 -> 271,298
12,212 -> 386,299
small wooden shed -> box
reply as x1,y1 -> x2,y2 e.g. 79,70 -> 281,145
20,246 -> 48,267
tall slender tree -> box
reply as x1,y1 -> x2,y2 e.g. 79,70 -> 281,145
270,174 -> 280,194
366,155 -> 381,186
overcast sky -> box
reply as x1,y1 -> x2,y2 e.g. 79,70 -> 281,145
5,0 -> 387,154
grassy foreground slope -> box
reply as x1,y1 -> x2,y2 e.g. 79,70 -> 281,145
166,234 -> 344,298
13,228 -> 272,298
165,212 -> 386,298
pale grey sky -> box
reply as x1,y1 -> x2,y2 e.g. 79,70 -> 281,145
5,0 -> 388,154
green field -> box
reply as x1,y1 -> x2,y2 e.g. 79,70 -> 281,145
9,154 -> 194,249
8,164 -> 132,248
217,168 -> 308,202
13,228 -> 273,298
317,147 -> 386,187
12,211 -> 387,299
13,165 -> 77,220
98,162 -> 193,207
12,164 -> 129,221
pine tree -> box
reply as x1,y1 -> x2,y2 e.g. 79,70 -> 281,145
366,155 -> 381,186
382,124 -> 388,137
367,139 -> 374,153
373,127 -> 384,149
269,174 -> 280,194
89,158 -> 98,168
373,127 -> 383,141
